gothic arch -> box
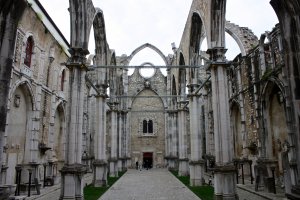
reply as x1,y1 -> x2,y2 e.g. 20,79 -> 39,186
93,8 -> 108,58
225,21 -> 259,56
110,51 -> 116,66
130,88 -> 166,109
178,53 -> 186,97
69,0 -> 96,51
8,80 -> 36,111
140,62 -> 155,66
127,43 -> 168,65
230,101 -> 243,158
261,80 -> 287,160
189,12 -> 203,64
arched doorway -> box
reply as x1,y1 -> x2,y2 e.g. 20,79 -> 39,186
5,83 -> 33,185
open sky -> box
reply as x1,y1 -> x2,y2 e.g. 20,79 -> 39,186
39,0 -> 278,65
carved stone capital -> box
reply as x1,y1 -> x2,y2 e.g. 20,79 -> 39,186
93,159 -> 107,166
213,164 -> 236,173
60,164 -> 87,175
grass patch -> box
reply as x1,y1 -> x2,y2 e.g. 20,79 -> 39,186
84,171 -> 126,200
170,170 -> 214,200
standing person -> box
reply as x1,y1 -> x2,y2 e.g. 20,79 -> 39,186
139,160 -> 142,171
136,161 -> 138,170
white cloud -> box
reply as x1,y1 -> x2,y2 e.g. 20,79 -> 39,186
39,0 -> 278,62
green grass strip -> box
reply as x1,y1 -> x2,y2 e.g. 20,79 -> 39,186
170,170 -> 214,200
84,171 -> 126,200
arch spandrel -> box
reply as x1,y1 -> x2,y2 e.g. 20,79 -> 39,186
210,0 -> 227,48
93,8 -> 108,57
69,0 -> 96,52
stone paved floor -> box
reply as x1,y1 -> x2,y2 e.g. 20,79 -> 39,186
98,168 -> 201,200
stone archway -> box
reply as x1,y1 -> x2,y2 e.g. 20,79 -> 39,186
5,82 -> 34,185
230,102 -> 243,158
261,80 -> 288,174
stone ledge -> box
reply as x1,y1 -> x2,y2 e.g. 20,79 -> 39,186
93,159 -> 107,165
60,164 -> 87,175
213,164 -> 236,173
189,160 -> 205,165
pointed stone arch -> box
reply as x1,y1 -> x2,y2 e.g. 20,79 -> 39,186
178,53 -> 186,97
127,43 -> 168,65
225,21 -> 259,56
261,79 -> 287,160
229,101 -> 243,158
8,80 -> 36,111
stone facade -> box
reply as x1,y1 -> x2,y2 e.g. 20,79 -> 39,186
0,0 -> 70,195
1,0 -> 300,200
128,69 -> 167,168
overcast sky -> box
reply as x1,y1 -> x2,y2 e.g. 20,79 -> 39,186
39,0 -> 278,65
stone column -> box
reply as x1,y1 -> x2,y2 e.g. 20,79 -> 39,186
60,48 -> 87,200
117,112 -> 123,171
167,111 -> 176,169
178,101 -> 189,176
207,47 -> 237,200
109,102 -> 118,177
118,112 -> 125,170
93,85 -> 108,187
171,111 -> 178,169
189,90 -> 205,186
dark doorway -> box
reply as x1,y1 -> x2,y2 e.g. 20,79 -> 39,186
143,152 -> 153,169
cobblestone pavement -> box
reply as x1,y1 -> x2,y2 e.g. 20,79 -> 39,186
99,168 -> 201,200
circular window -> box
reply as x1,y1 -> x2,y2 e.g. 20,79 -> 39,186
139,67 -> 155,78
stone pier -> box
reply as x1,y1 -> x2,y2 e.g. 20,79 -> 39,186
109,102 -> 119,177
178,101 -> 189,176
189,90 -> 204,186
208,47 -> 237,200
93,85 -> 108,187
60,48 -> 88,200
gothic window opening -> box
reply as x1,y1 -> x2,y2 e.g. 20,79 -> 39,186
142,119 -> 154,134
143,120 -> 147,133
24,36 -> 34,67
61,70 -> 65,91
148,120 -> 153,133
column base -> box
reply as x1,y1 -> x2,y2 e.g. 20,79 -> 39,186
166,156 -> 178,170
214,164 -> 238,200
178,158 -> 189,176
59,164 -> 87,200
214,194 -> 239,200
109,159 -> 118,177
93,160 -> 107,187
189,160 -> 205,186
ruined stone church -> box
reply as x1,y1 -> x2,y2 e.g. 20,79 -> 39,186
1,0 -> 300,199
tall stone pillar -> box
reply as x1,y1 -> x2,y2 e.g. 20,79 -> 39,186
172,111 -> 178,169
207,47 -> 237,200
189,90 -> 205,186
60,48 -> 87,200
178,101 -> 189,176
167,111 -> 177,169
109,102 -> 118,177
93,85 -> 108,187
117,112 -> 122,171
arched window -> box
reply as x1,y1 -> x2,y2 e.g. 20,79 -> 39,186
143,120 -> 147,133
61,70 -> 65,91
148,120 -> 153,133
24,36 -> 34,67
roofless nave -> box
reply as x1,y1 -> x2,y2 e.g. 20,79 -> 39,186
0,0 -> 300,200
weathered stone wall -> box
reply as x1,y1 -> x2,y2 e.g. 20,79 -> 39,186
2,2 -> 69,186
128,68 -> 167,168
